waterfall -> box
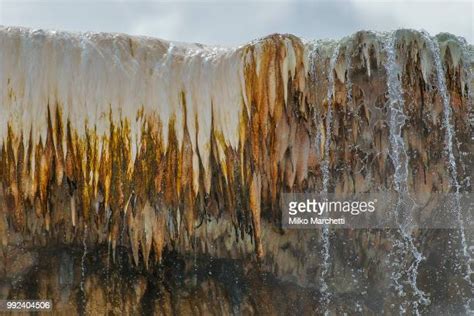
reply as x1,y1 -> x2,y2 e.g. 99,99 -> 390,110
384,31 -> 430,315
385,33 -> 408,194
1,27 -> 473,314
322,44 -> 339,193
343,40 -> 366,313
422,31 -> 474,315
308,42 -> 330,313
320,226 -> 330,315
318,43 -> 340,315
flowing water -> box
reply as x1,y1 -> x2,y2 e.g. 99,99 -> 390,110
322,43 -> 339,193
318,43 -> 340,315
422,31 -> 474,315
0,27 -> 473,315
343,39 -> 366,313
384,32 -> 430,315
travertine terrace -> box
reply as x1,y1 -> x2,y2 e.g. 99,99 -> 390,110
0,26 -> 472,314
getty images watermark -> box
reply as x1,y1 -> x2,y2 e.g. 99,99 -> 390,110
288,198 -> 377,225
281,192 -> 474,229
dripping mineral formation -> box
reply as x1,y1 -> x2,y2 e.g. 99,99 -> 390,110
0,27 -> 473,315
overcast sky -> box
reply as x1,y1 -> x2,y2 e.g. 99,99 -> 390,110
0,0 -> 472,45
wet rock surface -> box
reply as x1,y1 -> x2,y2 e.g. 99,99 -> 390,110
0,27 -> 472,314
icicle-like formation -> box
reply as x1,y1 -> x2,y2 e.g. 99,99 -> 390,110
0,26 -> 309,264
344,39 -> 354,106
0,29 -> 472,316
0,27 -> 247,195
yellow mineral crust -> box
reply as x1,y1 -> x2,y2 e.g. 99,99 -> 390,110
0,26 -> 471,268
0,27 -> 310,262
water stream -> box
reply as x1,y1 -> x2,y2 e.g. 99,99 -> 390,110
319,43 -> 340,315
0,27 -> 472,314
422,31 -> 474,315
384,31 -> 430,315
